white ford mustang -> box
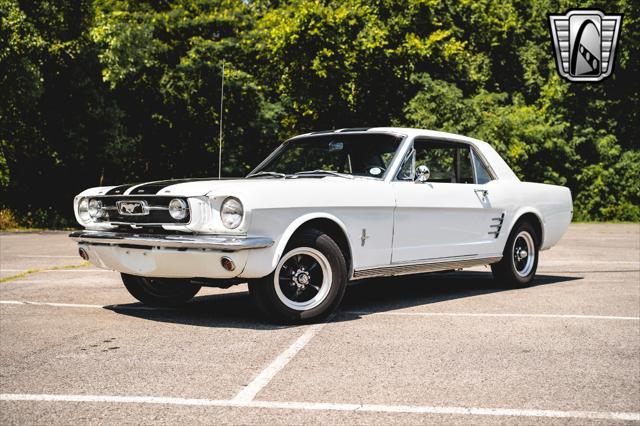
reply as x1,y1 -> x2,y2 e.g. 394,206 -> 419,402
70,127 -> 573,322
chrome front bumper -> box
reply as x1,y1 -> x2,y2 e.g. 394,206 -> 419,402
69,230 -> 274,251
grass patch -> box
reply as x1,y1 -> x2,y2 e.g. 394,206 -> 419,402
0,227 -> 77,233
0,209 -> 20,230
0,208 -> 74,230
571,220 -> 639,224
0,262 -> 90,284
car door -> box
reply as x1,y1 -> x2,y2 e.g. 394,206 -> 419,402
391,138 -> 504,264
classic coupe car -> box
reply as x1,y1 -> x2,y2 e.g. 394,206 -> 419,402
70,128 -> 572,322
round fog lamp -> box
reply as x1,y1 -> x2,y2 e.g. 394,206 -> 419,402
88,199 -> 103,219
169,198 -> 188,220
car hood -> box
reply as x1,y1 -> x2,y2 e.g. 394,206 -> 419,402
82,176 -> 381,198
79,176 -> 392,211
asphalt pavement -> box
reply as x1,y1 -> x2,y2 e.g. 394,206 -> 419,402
0,224 -> 638,425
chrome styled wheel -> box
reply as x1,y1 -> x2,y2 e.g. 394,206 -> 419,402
512,231 -> 535,277
248,228 -> 347,323
274,247 -> 332,311
491,220 -> 539,288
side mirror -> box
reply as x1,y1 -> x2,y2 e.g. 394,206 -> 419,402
415,165 -> 430,183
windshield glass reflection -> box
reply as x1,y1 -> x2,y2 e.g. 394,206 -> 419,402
250,133 -> 402,178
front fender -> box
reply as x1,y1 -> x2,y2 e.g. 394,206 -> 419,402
238,211 -> 352,279
272,212 -> 351,270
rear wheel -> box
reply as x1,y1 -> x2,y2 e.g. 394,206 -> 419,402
121,274 -> 201,307
491,221 -> 539,287
248,229 -> 347,323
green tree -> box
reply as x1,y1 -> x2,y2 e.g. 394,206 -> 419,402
0,0 -> 638,226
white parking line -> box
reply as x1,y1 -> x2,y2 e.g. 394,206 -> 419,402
231,322 -> 327,403
0,300 -> 104,309
12,255 -> 79,258
344,311 -> 640,321
1,393 -> 638,421
0,300 -> 169,311
539,260 -> 639,265
2,300 -> 638,321
1,269 -> 110,273
2,280 -> 116,285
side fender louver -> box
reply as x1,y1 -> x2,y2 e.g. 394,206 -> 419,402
488,213 -> 505,238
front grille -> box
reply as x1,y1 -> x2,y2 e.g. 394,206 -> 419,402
92,196 -> 190,225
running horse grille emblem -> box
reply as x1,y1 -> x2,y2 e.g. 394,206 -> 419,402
549,10 -> 622,82
116,200 -> 148,216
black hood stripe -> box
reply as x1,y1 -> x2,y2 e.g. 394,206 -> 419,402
105,184 -> 137,195
126,178 -> 214,195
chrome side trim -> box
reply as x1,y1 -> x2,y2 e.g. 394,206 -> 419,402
70,230 -> 273,251
352,255 -> 503,280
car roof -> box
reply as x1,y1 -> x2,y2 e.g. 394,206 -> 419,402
292,127 -> 483,146
288,127 -> 519,181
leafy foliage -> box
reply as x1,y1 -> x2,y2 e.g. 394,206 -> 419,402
0,0 -> 638,226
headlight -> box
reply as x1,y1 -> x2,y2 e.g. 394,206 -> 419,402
78,197 -> 91,222
169,198 -> 188,220
220,197 -> 243,229
88,199 -> 103,219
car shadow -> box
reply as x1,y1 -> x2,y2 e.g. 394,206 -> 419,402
105,270 -> 582,329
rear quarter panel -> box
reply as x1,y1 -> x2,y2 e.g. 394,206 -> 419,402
498,181 -> 573,250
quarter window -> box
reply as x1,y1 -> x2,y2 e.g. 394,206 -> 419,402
472,152 -> 493,184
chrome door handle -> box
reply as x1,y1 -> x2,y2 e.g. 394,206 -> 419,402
474,189 -> 488,197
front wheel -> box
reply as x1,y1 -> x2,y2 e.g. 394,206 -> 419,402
121,274 -> 201,307
248,229 -> 347,323
491,221 -> 539,287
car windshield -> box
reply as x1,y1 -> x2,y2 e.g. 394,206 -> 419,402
249,133 -> 402,178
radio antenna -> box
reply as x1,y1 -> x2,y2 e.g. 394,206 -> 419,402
218,61 -> 224,179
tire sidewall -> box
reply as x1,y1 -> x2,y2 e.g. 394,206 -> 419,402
121,274 -> 201,307
505,222 -> 539,286
254,230 -> 347,322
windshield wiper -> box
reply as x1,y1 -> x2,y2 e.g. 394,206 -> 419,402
245,171 -> 287,179
293,170 -> 354,179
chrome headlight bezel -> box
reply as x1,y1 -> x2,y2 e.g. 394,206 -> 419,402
77,197 -> 91,223
220,197 -> 243,229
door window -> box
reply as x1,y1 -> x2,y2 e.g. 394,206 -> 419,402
397,139 -> 475,183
